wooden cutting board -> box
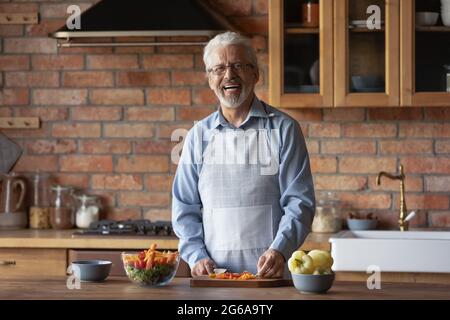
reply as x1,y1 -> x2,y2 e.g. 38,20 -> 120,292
190,275 -> 293,288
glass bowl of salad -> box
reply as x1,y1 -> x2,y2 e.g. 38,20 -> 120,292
122,244 -> 180,287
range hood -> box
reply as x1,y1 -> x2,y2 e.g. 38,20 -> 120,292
50,0 -> 237,47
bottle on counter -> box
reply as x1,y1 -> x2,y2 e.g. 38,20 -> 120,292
29,172 -> 51,229
75,194 -> 101,229
49,185 -> 75,229
312,191 -> 342,233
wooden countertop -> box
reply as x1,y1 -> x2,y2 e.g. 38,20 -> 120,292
1,277 -> 449,300
0,229 -> 333,251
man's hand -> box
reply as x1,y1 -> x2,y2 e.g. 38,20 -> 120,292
191,258 -> 216,277
257,248 -> 285,278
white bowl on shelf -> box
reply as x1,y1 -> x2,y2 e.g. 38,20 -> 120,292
416,12 -> 439,26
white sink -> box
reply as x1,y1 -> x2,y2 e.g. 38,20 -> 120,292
329,230 -> 450,273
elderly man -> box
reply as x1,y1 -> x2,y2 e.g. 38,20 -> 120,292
172,32 -> 315,278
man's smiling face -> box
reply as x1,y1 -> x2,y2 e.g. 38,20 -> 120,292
207,44 -> 259,109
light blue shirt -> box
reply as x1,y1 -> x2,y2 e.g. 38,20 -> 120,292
172,96 -> 316,269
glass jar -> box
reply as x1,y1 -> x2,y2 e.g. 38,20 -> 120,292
312,192 -> 342,233
75,194 -> 101,229
29,172 -> 51,229
49,185 -> 75,229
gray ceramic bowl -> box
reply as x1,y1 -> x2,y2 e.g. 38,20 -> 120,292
291,273 -> 335,294
351,75 -> 384,91
347,218 -> 378,230
71,260 -> 112,282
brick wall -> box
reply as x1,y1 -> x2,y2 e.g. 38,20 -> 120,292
1,0 -> 449,228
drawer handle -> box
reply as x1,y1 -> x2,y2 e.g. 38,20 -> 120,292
0,260 -> 16,266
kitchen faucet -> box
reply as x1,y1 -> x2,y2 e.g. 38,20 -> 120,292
376,164 -> 408,231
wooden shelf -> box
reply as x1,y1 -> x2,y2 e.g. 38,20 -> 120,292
0,13 -> 38,25
285,28 -> 319,34
416,26 -> 450,32
0,117 -> 40,129
349,26 -> 385,32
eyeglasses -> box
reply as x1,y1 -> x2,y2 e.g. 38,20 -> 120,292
208,63 -> 254,76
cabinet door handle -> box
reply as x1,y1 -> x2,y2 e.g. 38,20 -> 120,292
0,260 -> 16,266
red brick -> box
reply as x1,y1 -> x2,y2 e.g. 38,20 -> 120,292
0,25 -> 22,37
53,174 -> 89,189
281,109 -> 323,122
58,47 -> 113,54
428,211 -> 450,227
116,156 -> 169,173
379,140 -> 433,154
368,176 -> 423,192
193,88 -> 217,105
25,139 -> 77,155
368,108 -> 423,121
305,140 -> 319,154
135,140 -> 174,155
310,156 -> 337,173
0,55 -> 29,71
143,209 -> 171,221
87,54 -> 138,69
0,89 -> 29,105
436,140 -> 450,154
142,54 -> 193,69
424,108 -> 450,121
26,19 -> 65,37
105,208 -> 142,221
321,140 -> 376,154
79,140 -> 131,154
71,107 -> 122,121
339,157 -> 397,174
117,71 -> 170,86
340,193 -> 392,209
32,55 -> 84,70
90,89 -> 144,105
2,123 -> 49,139
231,16 -> 268,34
425,176 -> 450,192
145,174 -> 174,192
394,194 -> 449,210
158,123 -> 193,139
147,88 -> 191,106
402,157 -> 450,174
114,46 -> 155,54
309,123 -> 341,138
126,107 -> 174,122
33,89 -> 87,105
399,123 -> 450,138
104,124 -> 154,138
91,191 -> 116,208
172,71 -> 207,86
194,54 -> 206,70
207,0 -> 251,16
92,174 -> 143,191
60,155 -> 113,172
254,0 -> 268,14
251,35 -> 267,52
13,155 -> 58,172
5,72 -> 59,88
178,106 -> 214,121
314,175 -> 367,191
343,124 -> 397,138
0,4 -> 38,13
156,45 -> 203,54
62,71 -> 114,87
0,108 -> 12,117
323,108 -> 365,121
52,123 -> 100,138
119,192 -> 170,207
40,3 -> 92,18
15,107 -> 68,121
4,38 -> 56,54
372,210 -> 429,229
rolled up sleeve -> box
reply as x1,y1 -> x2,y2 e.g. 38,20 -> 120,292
270,120 -> 315,260
171,127 -> 209,269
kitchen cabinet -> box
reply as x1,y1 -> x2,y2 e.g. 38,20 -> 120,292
0,248 -> 67,279
269,0 -> 450,108
401,0 -> 450,106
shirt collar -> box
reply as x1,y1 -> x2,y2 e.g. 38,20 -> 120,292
213,96 -> 270,129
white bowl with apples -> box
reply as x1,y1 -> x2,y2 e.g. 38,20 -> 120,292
288,249 -> 335,294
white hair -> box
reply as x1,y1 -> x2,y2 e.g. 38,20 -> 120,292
203,31 -> 258,71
